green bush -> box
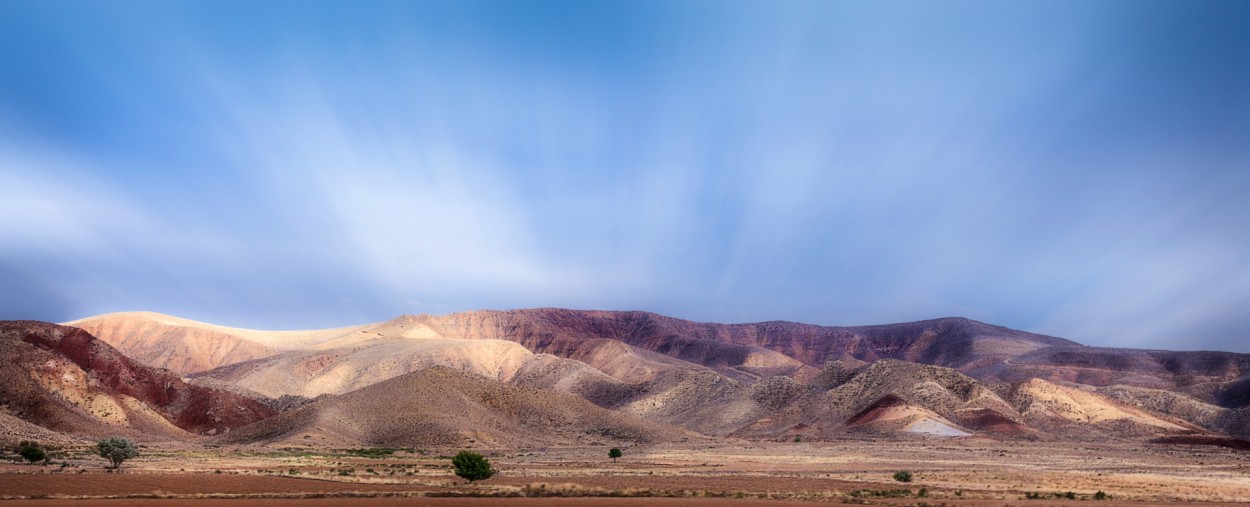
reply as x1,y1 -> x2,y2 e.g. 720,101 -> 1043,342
96,437 -> 139,469
608,448 -> 623,463
1094,491 -> 1108,500
18,442 -> 46,464
892,470 -> 913,483
849,489 -> 913,498
344,448 -> 396,458
451,450 -> 496,482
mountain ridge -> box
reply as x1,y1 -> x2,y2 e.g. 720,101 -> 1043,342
9,308 -> 1245,445
0,321 -> 276,441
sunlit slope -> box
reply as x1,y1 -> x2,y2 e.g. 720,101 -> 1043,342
64,311 -> 369,374
220,366 -> 693,447
0,321 -> 275,441
58,308 -> 1250,441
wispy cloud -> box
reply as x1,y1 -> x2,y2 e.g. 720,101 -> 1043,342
1,1 -> 1248,350
0,147 -> 154,253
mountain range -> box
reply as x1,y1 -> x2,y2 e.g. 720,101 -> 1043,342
1,309 -> 1246,447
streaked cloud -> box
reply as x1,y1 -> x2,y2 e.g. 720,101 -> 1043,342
1,1 -> 1248,351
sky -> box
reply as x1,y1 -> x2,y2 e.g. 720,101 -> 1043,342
1,1 -> 1248,352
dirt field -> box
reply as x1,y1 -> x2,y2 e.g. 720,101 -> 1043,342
1,439 -> 1247,505
0,500 -> 823,507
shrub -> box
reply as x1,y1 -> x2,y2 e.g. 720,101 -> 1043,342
345,448 -> 396,459
18,442 -> 46,464
893,470 -> 913,483
96,437 -> 139,469
451,450 -> 496,482
18,444 -> 45,464
849,488 -> 913,498
609,448 -> 623,463
1094,490 -> 1108,500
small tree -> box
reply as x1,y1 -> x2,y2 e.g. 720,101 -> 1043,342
18,441 -> 46,464
893,470 -> 913,483
96,437 -> 139,469
608,447 -> 623,463
451,450 -> 495,483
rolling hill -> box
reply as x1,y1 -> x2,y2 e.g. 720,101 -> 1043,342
65,312 -> 366,375
11,307 -> 1245,444
220,366 -> 693,447
0,321 -> 275,441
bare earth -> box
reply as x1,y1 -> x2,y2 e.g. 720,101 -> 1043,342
2,440 -> 1248,506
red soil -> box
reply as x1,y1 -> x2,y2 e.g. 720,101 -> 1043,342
0,499 -> 823,507
0,473 -> 431,498
956,408 -> 1034,435
1148,435 -> 1250,450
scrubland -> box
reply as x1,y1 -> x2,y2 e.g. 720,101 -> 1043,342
2,440 -> 1248,506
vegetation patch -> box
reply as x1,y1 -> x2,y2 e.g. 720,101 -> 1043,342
850,488 -> 914,498
1024,490 -> 1102,500
451,450 -> 496,482
343,448 -> 399,458
18,441 -> 48,464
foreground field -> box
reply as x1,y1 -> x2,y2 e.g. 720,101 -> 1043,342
2,440 -> 1248,505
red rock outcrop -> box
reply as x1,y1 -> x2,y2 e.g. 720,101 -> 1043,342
0,321 -> 276,438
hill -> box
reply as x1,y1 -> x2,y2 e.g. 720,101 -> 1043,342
734,359 -> 1199,441
54,308 -> 1250,442
391,310 -> 1074,375
220,366 -> 692,447
0,321 -> 276,440
64,312 -> 367,375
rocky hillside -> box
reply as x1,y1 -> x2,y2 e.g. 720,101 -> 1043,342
221,366 -> 693,447
68,312 -> 277,375
396,310 -> 1074,373
734,359 -> 1203,441
64,311 -> 368,374
0,321 -> 275,439
40,309 -> 1250,444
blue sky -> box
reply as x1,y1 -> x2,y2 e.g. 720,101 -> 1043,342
2,1 -> 1248,351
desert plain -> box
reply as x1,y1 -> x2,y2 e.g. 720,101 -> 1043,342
3,439 -> 1248,506
5,311 -> 1250,506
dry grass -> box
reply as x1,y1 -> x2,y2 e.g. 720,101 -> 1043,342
2,440 -> 1248,504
